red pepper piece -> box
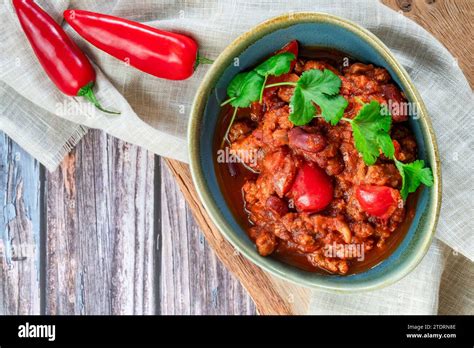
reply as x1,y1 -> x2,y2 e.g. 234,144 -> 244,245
13,0 -> 118,114
355,185 -> 401,219
291,163 -> 333,213
64,9 -> 210,80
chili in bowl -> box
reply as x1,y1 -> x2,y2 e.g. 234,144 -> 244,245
189,13 -> 441,291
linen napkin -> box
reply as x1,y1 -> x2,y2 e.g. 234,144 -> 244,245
0,0 -> 472,314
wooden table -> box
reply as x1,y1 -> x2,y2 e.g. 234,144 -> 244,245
0,133 -> 255,315
1,0 -> 472,315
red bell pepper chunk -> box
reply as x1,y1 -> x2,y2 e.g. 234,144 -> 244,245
291,163 -> 333,213
355,185 -> 401,219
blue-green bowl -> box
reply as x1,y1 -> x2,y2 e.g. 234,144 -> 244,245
188,13 -> 441,291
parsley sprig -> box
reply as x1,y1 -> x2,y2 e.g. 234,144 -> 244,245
255,52 -> 296,102
225,71 -> 264,108
395,159 -> 434,200
288,69 -> 348,126
344,101 -> 394,166
220,52 -> 295,145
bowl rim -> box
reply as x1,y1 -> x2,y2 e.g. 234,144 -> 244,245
188,12 -> 442,292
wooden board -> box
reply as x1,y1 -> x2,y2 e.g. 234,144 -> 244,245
382,0 -> 473,86
0,134 -> 41,314
1,130 -> 255,314
43,131 -> 255,314
164,0 -> 474,314
44,131 -> 156,314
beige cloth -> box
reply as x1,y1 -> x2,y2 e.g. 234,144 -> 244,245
0,0 -> 472,314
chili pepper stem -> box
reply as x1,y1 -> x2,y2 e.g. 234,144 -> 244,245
78,83 -> 120,115
197,56 -> 214,64
194,53 -> 214,70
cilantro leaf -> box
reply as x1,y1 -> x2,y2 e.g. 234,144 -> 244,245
314,94 -> 349,125
350,101 -> 394,165
227,71 -> 265,108
289,69 -> 348,126
289,87 -> 316,125
295,69 -> 341,96
255,52 -> 295,77
395,159 -> 434,200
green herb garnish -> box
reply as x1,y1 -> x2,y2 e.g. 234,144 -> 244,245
255,52 -> 295,103
220,52 -> 295,146
395,159 -> 434,200
220,71 -> 264,147
289,69 -> 348,126
345,100 -> 394,166
224,71 -> 265,108
254,52 -> 295,77
343,101 -> 433,198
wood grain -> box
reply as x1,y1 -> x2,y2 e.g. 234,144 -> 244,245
381,0 -> 473,87
164,0 -> 473,315
0,134 -> 41,314
42,130 -> 255,315
45,130 -> 156,314
159,159 -> 256,314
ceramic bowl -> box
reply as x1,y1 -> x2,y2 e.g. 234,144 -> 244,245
188,12 -> 441,291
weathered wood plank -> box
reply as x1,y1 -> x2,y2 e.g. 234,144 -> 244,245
160,159 -> 256,314
381,0 -> 473,87
0,133 -> 41,315
45,130 -> 156,314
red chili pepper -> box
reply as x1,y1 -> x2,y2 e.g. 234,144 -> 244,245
64,10 -> 212,80
12,0 -> 118,114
